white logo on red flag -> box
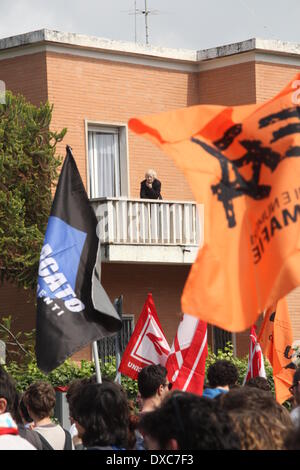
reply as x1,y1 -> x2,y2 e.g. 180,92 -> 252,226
131,307 -> 170,366
166,314 -> 207,395
118,294 -> 170,380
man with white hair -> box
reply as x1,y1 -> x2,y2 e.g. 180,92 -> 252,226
140,169 -> 162,199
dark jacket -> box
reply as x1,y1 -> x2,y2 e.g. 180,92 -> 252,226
140,179 -> 162,200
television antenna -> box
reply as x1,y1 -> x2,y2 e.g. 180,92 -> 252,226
123,0 -> 161,45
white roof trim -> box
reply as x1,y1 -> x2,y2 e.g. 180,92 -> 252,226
0,30 -> 300,71
0,29 -> 196,63
198,51 -> 300,71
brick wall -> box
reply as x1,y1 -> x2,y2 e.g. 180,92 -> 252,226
287,288 -> 300,341
46,52 -> 198,201
0,282 -> 36,351
101,263 -> 189,345
198,61 -> 256,105
2,48 -> 300,363
256,62 -> 300,103
0,52 -> 48,106
72,263 -> 191,362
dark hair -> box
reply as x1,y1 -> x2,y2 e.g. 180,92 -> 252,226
13,391 -> 23,424
0,365 -> 17,415
219,386 -> 292,427
65,379 -> 83,420
138,391 -> 241,450
24,381 -> 56,420
127,400 -> 139,450
229,409 -> 289,450
207,360 -> 238,388
67,376 -> 109,420
245,376 -> 271,392
72,382 -> 129,448
19,394 -> 32,423
285,417 -> 300,449
138,365 -> 168,399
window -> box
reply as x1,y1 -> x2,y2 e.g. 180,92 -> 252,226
97,315 -> 134,365
212,327 -> 232,353
87,125 -> 128,198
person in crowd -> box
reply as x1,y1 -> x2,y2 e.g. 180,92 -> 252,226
245,376 -> 271,392
137,364 -> 172,450
138,365 -> 172,413
24,381 -> 73,450
136,391 -> 143,412
71,381 -> 129,450
219,386 -> 292,426
289,367 -> 300,426
66,379 -> 85,450
127,399 -> 139,450
202,360 -> 239,398
140,169 -> 162,200
14,392 -> 44,450
0,365 -> 36,450
19,393 -> 34,429
138,390 -> 241,450
285,417 -> 300,449
218,386 -> 293,449
227,409 -> 289,450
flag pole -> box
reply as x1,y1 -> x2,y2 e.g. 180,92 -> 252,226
242,340 -> 256,386
114,295 -> 123,384
92,341 -> 102,384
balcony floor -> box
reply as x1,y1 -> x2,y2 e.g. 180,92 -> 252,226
101,244 -> 199,264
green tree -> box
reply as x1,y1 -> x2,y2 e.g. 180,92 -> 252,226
0,92 -> 66,289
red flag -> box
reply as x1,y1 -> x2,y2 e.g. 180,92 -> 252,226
258,298 -> 294,404
118,293 -> 170,380
243,325 -> 266,385
166,314 -> 207,395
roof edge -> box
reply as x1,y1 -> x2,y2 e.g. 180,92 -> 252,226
1,30 -> 300,64
0,29 -> 197,63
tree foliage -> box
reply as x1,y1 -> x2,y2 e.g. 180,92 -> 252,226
0,92 -> 66,289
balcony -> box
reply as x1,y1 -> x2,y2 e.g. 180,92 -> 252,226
91,197 -> 203,264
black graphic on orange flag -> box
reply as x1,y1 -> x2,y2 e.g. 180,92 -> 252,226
258,297 -> 294,404
129,75 -> 300,332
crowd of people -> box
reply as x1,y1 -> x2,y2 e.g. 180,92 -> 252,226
1,360 -> 300,450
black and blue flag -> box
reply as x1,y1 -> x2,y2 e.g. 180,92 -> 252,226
36,146 -> 122,373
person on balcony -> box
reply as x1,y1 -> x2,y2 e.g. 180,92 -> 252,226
140,169 -> 162,200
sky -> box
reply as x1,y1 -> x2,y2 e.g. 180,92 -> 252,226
1,0 -> 300,51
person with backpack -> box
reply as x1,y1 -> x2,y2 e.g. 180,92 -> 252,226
23,381 -> 73,450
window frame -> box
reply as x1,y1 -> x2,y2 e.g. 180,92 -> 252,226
96,314 -> 135,365
85,120 -> 130,199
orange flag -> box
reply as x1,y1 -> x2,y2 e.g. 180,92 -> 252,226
129,74 -> 300,332
258,297 -> 294,404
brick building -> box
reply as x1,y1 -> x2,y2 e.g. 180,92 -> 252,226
1,30 -> 300,361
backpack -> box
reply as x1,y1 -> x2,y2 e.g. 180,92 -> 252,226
37,428 -> 73,451
18,425 -> 45,450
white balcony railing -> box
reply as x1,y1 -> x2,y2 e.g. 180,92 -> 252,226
91,197 -> 202,247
